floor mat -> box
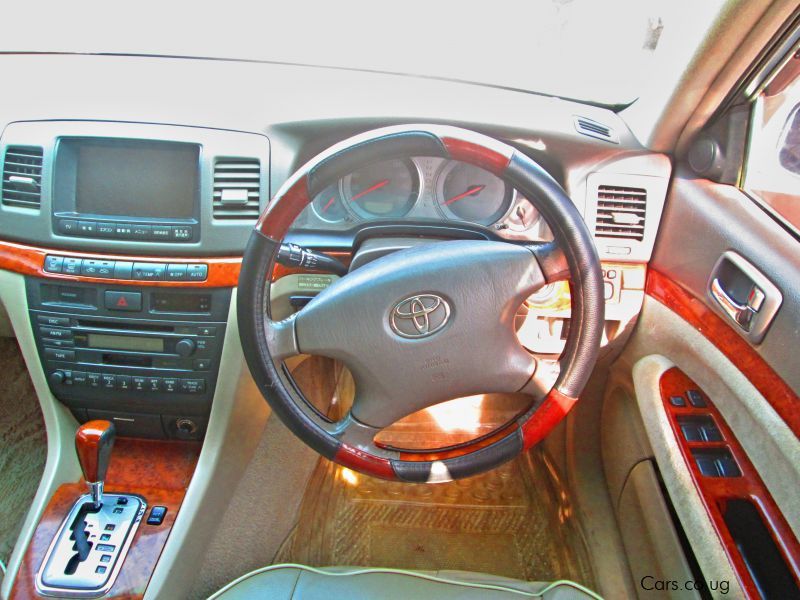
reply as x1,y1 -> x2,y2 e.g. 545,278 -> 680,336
276,449 -> 595,588
0,338 -> 46,568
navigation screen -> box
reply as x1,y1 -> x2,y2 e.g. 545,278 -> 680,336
72,139 -> 198,219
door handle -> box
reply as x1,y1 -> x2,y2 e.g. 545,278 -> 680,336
707,251 -> 782,344
710,277 -> 764,331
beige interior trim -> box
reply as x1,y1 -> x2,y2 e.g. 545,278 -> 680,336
0,270 -> 81,600
612,295 -> 800,598
630,353 -> 739,598
207,563 -> 603,600
674,0 -> 799,156
626,298 -> 800,536
624,0 -> 798,153
144,290 -> 271,599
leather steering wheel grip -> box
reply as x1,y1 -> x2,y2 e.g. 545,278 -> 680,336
237,125 -> 604,482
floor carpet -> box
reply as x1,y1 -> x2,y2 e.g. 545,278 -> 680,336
276,449 -> 596,588
0,338 -> 46,571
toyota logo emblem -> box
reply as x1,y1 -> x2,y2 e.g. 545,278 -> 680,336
390,294 -> 451,339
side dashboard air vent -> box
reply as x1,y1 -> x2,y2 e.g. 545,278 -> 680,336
574,116 -> 618,144
2,146 -> 44,209
212,158 -> 261,220
595,185 -> 647,241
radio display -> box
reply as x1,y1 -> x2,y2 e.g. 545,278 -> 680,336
68,138 -> 199,219
88,333 -> 164,353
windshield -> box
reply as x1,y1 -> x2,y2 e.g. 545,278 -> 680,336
0,0 -> 726,106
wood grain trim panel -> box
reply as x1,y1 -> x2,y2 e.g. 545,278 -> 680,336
10,439 -> 200,600
0,239 -> 242,287
646,269 -> 800,438
660,367 -> 800,598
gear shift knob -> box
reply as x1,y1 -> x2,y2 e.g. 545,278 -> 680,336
75,420 -> 115,508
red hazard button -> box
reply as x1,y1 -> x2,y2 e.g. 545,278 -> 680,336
105,291 -> 142,312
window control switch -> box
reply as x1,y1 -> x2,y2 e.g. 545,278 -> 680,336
686,389 -> 707,408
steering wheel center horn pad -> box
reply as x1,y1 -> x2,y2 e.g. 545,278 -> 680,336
238,125 -> 604,483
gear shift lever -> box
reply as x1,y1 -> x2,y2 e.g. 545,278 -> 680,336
36,419 -> 145,596
75,420 -> 116,508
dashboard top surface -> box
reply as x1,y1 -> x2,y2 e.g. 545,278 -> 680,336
0,54 -> 671,260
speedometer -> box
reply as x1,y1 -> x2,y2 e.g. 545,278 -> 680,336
342,159 -> 420,220
435,161 -> 513,226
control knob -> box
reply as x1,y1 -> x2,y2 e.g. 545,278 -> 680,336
175,338 -> 196,357
49,370 -> 66,385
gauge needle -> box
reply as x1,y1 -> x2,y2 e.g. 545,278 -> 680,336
351,179 -> 390,202
444,185 -> 486,206
321,196 -> 336,212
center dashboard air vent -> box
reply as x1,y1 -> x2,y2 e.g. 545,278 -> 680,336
212,158 -> 261,220
2,146 -> 43,209
594,185 -> 647,241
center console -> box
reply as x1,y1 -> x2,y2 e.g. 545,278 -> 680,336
27,277 -> 231,440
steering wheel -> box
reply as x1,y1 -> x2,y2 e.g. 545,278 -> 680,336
238,125 -> 604,483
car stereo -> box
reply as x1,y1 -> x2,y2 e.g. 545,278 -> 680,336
26,278 -> 232,440
51,137 -> 200,243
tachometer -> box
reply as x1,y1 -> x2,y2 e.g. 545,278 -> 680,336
436,162 -> 512,226
343,159 -> 420,219
310,183 -> 349,223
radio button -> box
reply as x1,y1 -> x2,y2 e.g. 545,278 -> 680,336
132,263 -> 166,281
38,315 -> 70,327
105,291 -> 142,312
166,264 -> 187,280
72,371 -> 88,386
116,375 -> 132,391
193,358 -> 212,371
40,327 -> 73,339
45,348 -> 75,362
62,258 -> 83,275
172,226 -> 193,241
44,255 -> 65,273
180,379 -> 205,394
77,221 -> 97,236
101,374 -> 116,389
132,376 -> 147,392
151,225 -> 172,240
87,373 -> 102,387
162,378 -> 179,393
58,219 -> 79,235
113,261 -> 134,280
197,326 -> 216,337
147,377 -> 161,392
42,338 -> 74,348
186,264 -> 208,281
130,224 -> 152,240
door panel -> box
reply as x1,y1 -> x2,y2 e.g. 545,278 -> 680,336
650,172 -> 800,395
605,172 -> 800,598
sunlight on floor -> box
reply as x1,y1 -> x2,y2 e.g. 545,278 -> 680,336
425,395 -> 485,434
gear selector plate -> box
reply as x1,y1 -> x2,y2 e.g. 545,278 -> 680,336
36,493 -> 145,598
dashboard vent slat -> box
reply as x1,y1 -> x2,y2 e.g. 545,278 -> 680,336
594,185 -> 647,241
2,146 -> 43,209
212,158 -> 261,220
574,116 -> 618,144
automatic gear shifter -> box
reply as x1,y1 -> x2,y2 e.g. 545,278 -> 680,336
35,420 -> 147,597
75,420 -> 116,508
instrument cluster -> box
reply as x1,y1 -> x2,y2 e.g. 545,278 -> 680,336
292,157 -> 551,240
